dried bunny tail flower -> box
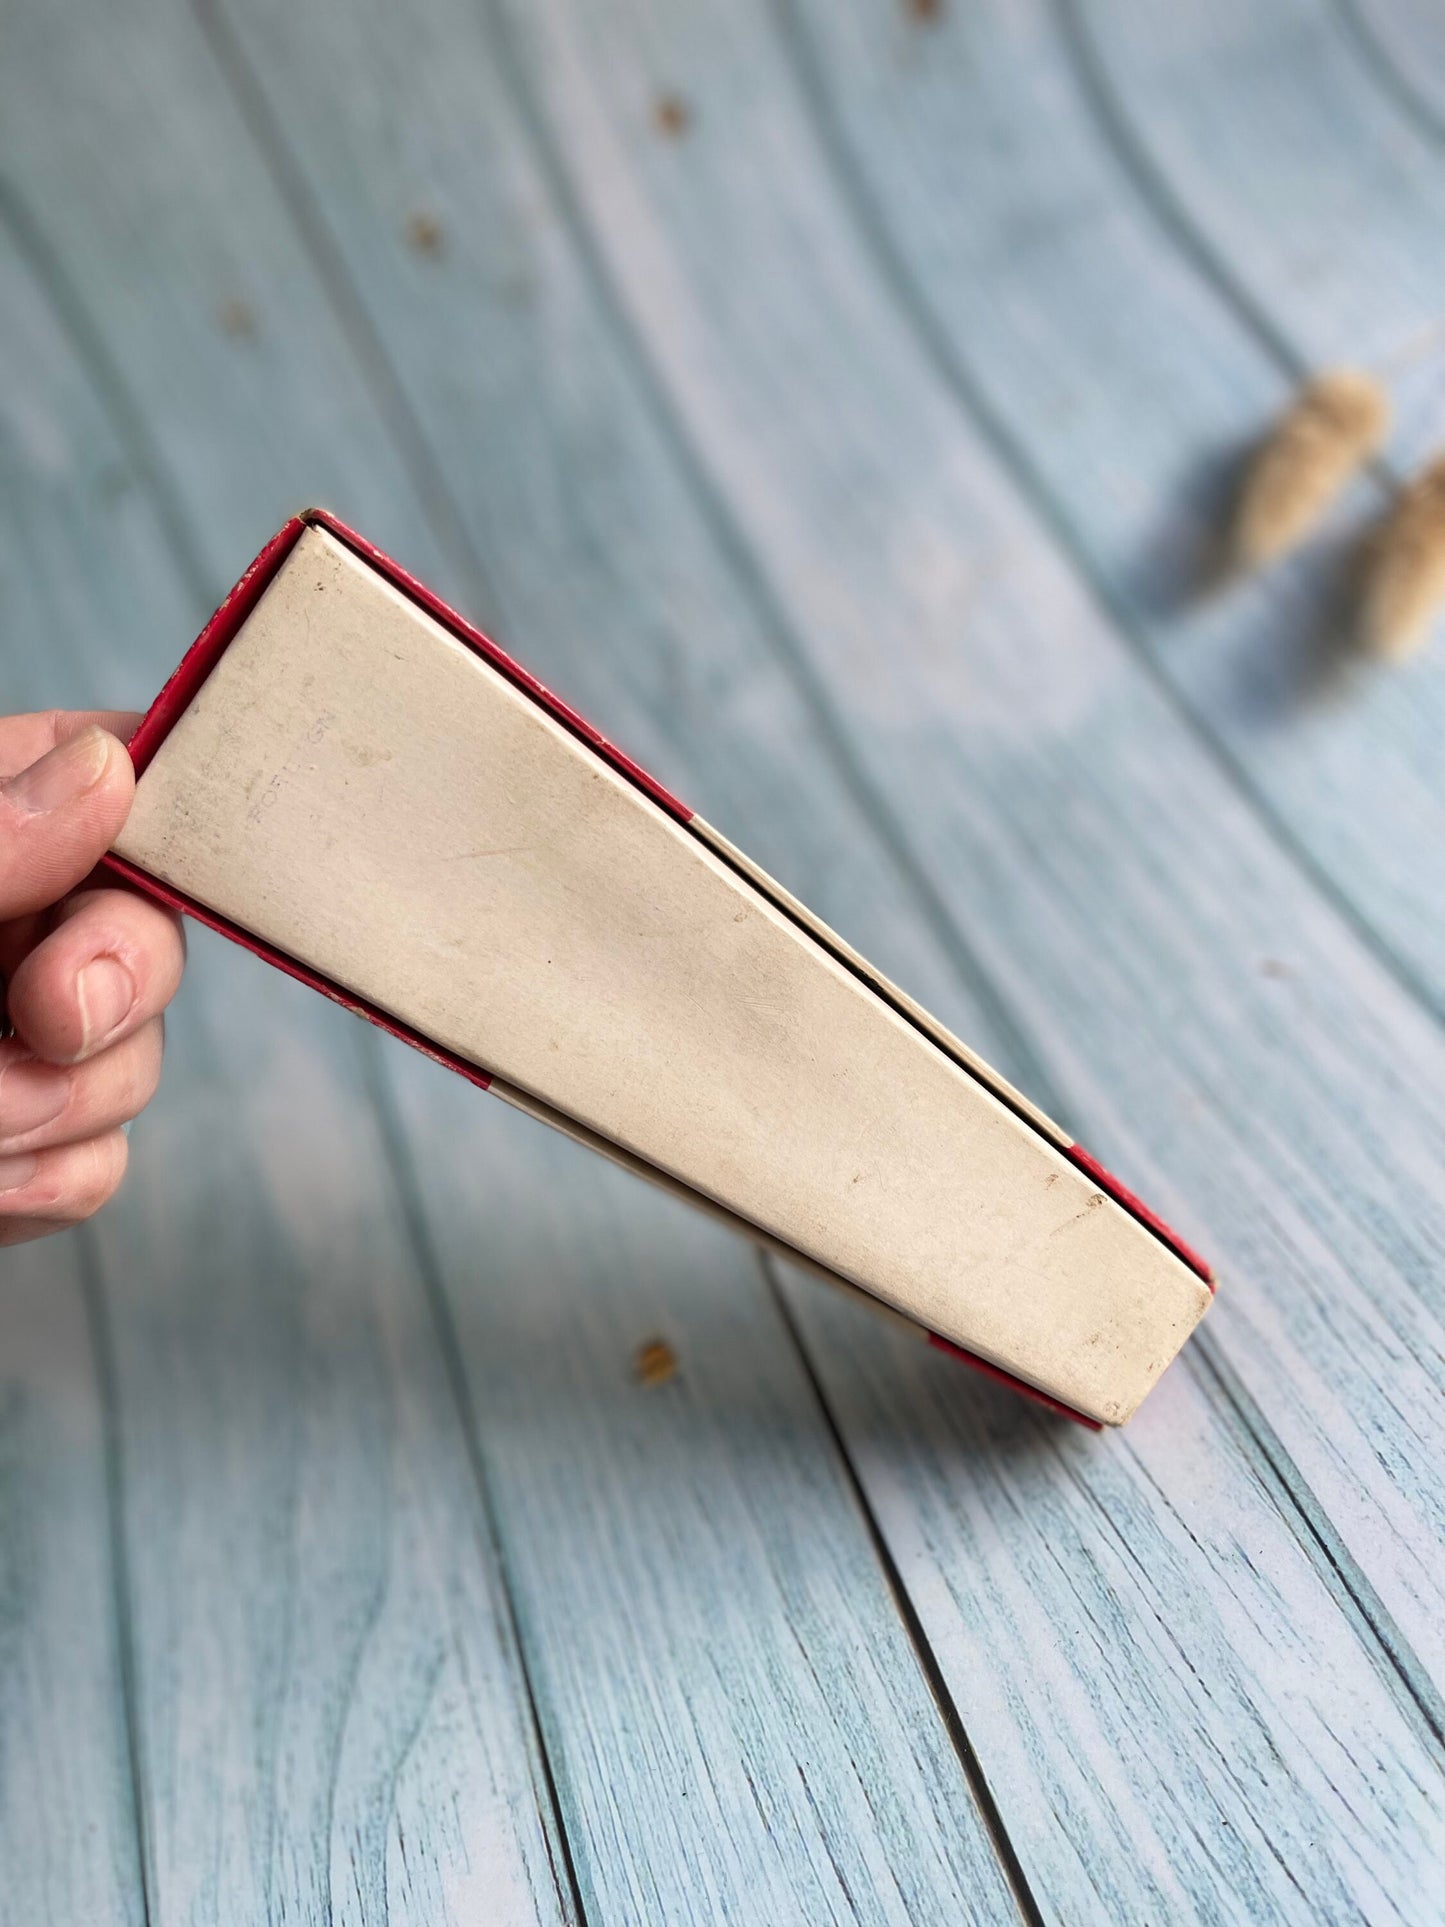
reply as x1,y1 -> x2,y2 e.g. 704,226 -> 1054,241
1361,455 -> 1445,660
1232,368 -> 1389,569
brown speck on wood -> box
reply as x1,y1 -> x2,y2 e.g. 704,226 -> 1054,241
905,0 -> 944,22
654,93 -> 691,138
217,296 -> 256,339
634,1336 -> 677,1387
1259,957 -> 1296,979
405,210 -> 445,256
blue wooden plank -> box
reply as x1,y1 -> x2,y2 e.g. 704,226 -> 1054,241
742,0 -> 1445,1679
91,939 -> 576,1927
1331,0 -> 1445,136
775,0 -> 1445,1024
484,0 -> 1445,1696
1071,0 -> 1445,477
0,1241 -> 144,1927
158,0 -> 1445,1914
0,196 -> 573,1927
0,229 -> 194,1927
380,1055 -> 1020,1926
779,1263 -> 1445,1925
0,9 -> 1032,1918
391,1043 -> 1445,1925
1340,0 -> 1445,133
1076,0 -> 1445,368
0,2 -> 461,613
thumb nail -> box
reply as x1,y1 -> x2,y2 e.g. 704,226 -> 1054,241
3,726 -> 114,815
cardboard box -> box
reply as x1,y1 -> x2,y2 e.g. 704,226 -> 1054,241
105,510 -> 1213,1427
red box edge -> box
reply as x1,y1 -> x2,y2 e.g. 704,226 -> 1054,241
926,1335 -> 1104,1429
1063,1143 -> 1215,1290
127,516 -> 309,778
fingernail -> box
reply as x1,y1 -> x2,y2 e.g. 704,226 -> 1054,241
75,956 -> 135,1056
0,1054 -> 68,1140
3,726 -> 113,815
0,1152 -> 37,1194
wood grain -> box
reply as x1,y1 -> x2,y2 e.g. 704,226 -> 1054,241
90,943 -> 576,1926
380,1050 -> 1019,1926
1071,0 -> 1445,475
1340,0 -> 1445,136
0,0 -> 459,610
168,0 -> 1445,1912
0,1238 -> 144,1927
480,0 -> 1445,1696
0,9 -> 1031,1919
0,194 -> 573,1922
0,230 -> 193,1927
1075,0 -> 1445,364
778,0 -> 1445,1023
777,1263 -> 1445,1924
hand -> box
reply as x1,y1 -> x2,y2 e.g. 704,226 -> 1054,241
0,712 -> 185,1247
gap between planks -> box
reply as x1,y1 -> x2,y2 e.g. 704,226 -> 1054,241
762,1255 -> 1047,1927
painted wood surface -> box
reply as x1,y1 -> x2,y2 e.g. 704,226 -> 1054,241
0,235 -> 190,1927
95,941 -> 575,1927
0,7 -> 1031,1921
2,0 -> 1444,1920
489,0 -> 1445,1684
1343,0 -> 1445,133
157,0 -> 1445,1901
380,1060 -> 1018,1926
0,207 -> 572,1923
0,1237 -> 144,1927
781,0 -> 1445,1022
1073,0 -> 1445,481
1074,0 -> 1445,364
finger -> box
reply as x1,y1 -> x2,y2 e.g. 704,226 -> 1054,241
0,1019 -> 163,1154
0,723 -> 135,924
0,1129 -> 129,1247
7,887 -> 185,1065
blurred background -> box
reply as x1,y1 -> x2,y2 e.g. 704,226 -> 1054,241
4,1 -> 1445,1923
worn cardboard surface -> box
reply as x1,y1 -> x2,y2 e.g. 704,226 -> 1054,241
116,526 -> 1210,1423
